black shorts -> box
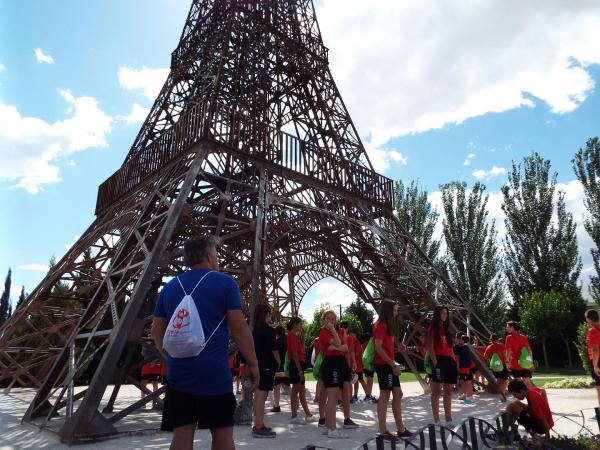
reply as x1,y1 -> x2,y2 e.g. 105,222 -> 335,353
590,360 -> 600,386
320,355 -> 351,388
511,369 -> 532,379
141,374 -> 161,382
161,387 -> 236,430
375,364 -> 400,391
459,371 -> 473,382
517,410 -> 545,435
274,375 -> 290,386
431,355 -> 458,385
258,363 -> 275,391
354,371 -> 364,381
289,361 -> 306,385
493,369 -> 509,380
364,368 -> 374,378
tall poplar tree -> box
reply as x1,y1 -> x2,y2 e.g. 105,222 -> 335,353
0,268 -> 12,326
440,182 -> 506,333
502,152 -> 582,316
573,137 -> 600,302
395,180 -> 441,264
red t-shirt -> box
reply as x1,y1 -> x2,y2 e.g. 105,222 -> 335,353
527,387 -> 554,428
586,326 -> 600,360
354,340 -> 363,372
505,332 -> 531,370
484,342 -> 507,363
287,333 -> 306,362
373,321 -> 394,364
319,328 -> 345,357
428,325 -> 454,357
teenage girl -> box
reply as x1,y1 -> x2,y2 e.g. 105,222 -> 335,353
287,317 -> 317,424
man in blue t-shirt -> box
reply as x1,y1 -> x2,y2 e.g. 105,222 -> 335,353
152,236 -> 258,450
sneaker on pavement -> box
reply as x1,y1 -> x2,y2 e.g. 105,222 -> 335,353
380,432 -> 400,443
327,428 -> 349,439
252,427 -> 276,438
305,415 -> 318,423
397,428 -> 413,438
445,421 -> 456,429
350,395 -> 358,404
318,418 -> 326,428
461,399 -> 474,405
270,406 -> 281,413
343,418 -> 359,429
290,416 -> 307,425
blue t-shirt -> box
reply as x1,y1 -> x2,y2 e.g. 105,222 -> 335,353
154,268 -> 242,396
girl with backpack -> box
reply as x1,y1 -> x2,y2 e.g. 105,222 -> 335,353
287,317 -> 317,424
484,333 -> 509,395
427,305 -> 457,428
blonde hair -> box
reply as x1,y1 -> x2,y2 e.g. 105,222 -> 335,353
320,309 -> 337,326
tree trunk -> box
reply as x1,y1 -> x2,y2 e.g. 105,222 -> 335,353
563,336 -> 573,368
542,340 -> 549,369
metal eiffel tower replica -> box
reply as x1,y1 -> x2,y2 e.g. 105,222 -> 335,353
0,0 -> 497,443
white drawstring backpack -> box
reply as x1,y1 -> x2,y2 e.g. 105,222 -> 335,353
162,271 -> 226,358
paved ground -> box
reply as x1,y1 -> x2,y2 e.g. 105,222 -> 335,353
0,381 -> 598,449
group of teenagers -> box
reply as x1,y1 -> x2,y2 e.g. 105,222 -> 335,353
149,236 -> 600,450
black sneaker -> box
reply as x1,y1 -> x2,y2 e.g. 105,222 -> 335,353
343,418 -> 359,429
318,418 -> 326,428
270,406 -> 281,413
252,426 -> 276,438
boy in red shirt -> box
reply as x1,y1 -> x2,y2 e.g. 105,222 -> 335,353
505,321 -> 534,386
585,309 -> 600,407
506,379 -> 553,441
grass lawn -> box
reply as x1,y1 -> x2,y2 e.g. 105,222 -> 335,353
303,367 -> 588,387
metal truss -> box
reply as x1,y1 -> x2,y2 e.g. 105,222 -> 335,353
0,0 -> 498,443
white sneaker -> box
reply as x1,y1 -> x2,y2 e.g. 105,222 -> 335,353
327,428 -> 349,439
305,415 -> 318,423
290,416 -> 307,425
445,421 -> 456,429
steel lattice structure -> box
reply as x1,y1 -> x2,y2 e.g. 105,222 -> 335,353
0,0 -> 497,443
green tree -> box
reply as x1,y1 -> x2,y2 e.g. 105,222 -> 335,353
0,268 -> 12,326
344,298 -> 374,338
440,181 -> 507,333
520,291 -> 580,368
395,180 -> 441,264
573,137 -> 600,302
16,287 -> 27,311
340,312 -> 363,339
502,152 -> 582,317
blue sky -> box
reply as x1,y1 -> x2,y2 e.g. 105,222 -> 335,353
2,0 -> 600,318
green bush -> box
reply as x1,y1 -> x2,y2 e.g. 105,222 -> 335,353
512,434 -> 600,449
543,376 -> 594,389
575,322 -> 592,375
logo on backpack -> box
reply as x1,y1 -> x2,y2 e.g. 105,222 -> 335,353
173,307 -> 191,329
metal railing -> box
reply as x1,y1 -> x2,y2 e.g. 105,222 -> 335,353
96,100 -> 394,215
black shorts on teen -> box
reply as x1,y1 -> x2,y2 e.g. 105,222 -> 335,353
374,364 -> 400,390
510,369 -> 532,379
459,371 -> 473,382
493,369 -> 509,380
258,362 -> 276,391
354,371 -> 364,381
274,375 -> 290,386
590,360 -> 600,386
431,355 -> 458,384
320,355 -> 351,388
364,368 -> 374,378
161,387 -> 236,431
517,410 -> 545,435
289,360 -> 306,384
141,374 -> 161,382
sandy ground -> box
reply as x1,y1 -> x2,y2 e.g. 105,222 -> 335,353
0,381 -> 598,450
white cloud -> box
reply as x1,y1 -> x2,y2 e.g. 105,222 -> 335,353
472,166 -> 506,180
18,263 -> 50,272
65,235 -> 80,250
316,0 -> 600,147
10,284 -> 23,297
463,153 -> 476,166
118,66 -> 169,101
298,278 -> 357,320
0,90 -> 113,193
365,146 -> 407,173
118,103 -> 150,124
0,63 -> 5,73
34,48 -> 54,64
